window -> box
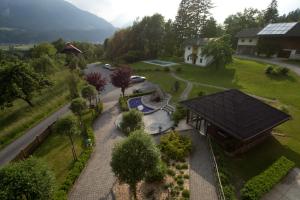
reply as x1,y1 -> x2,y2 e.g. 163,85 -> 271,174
199,58 -> 203,63
188,47 -> 191,50
241,39 -> 245,42
249,39 -> 253,42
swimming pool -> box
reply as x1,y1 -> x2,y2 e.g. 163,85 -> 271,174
143,60 -> 178,67
128,97 -> 154,114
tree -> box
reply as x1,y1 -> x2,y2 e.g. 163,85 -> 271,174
111,130 -> 161,199
120,109 -> 144,135
31,43 -> 57,58
55,115 -> 80,161
174,0 -> 213,44
67,72 -> 80,99
0,157 -> 55,200
70,98 -> 87,122
110,66 -> 132,97
0,62 -> 51,108
52,38 -> 65,52
224,8 -> 263,47
31,54 -> 57,75
278,9 -> 300,22
173,81 -> 180,92
201,36 -> 233,68
201,17 -> 224,38
81,85 -> 97,107
263,0 -> 279,25
85,72 -> 107,92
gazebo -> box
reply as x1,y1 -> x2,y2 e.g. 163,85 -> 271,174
181,89 -> 291,155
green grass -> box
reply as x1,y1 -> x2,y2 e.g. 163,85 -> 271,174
130,62 -> 186,103
188,85 -> 223,99
0,44 -> 34,51
0,70 -> 70,150
34,132 -> 83,184
139,58 -> 300,192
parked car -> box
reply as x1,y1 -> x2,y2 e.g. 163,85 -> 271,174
103,64 -> 116,71
130,75 -> 146,84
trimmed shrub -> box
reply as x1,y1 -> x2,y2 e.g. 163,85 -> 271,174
265,65 -> 274,74
120,109 -> 144,135
119,96 -> 129,112
241,156 -> 295,200
167,169 -> 176,176
198,91 -> 206,97
159,131 -> 192,161
172,104 -> 187,126
145,161 -> 167,182
265,65 -> 289,76
182,189 -> 190,198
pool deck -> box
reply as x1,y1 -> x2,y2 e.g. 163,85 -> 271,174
143,60 -> 178,67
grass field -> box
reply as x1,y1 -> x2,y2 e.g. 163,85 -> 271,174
0,69 -> 70,150
34,131 -> 83,184
136,58 -> 300,192
0,44 -> 35,51
130,62 -> 186,103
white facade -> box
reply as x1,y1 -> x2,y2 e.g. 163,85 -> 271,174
289,49 -> 300,60
184,45 -> 213,67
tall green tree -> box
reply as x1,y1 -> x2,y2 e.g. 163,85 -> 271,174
31,43 -> 57,58
120,109 -> 144,135
81,85 -> 97,107
0,62 -> 51,108
55,115 -> 80,161
70,98 -> 87,123
263,0 -> 279,25
111,130 -> 160,199
201,17 -> 224,38
278,9 -> 300,22
201,36 -> 233,69
31,54 -> 57,75
0,157 -> 55,200
174,0 -> 213,43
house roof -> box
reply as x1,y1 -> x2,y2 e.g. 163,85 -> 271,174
258,22 -> 300,37
62,43 -> 82,54
236,28 -> 262,38
181,89 -> 290,141
184,38 -> 215,47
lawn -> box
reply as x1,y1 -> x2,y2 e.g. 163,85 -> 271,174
34,131 -> 83,184
188,85 -> 223,99
0,69 -> 70,150
130,62 -> 186,103
170,58 -> 300,192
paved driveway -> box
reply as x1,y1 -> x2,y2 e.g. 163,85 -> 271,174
263,168 -> 300,200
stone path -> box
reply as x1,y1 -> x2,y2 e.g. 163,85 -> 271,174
68,101 -> 123,200
183,131 -> 219,200
263,168 -> 300,200
171,72 -> 193,100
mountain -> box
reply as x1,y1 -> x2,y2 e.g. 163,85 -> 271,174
0,0 -> 116,43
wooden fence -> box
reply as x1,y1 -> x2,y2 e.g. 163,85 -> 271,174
12,124 -> 54,162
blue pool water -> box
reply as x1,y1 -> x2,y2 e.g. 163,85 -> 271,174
128,97 -> 154,113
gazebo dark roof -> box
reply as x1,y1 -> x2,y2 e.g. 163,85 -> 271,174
181,90 -> 290,141
235,28 -> 262,38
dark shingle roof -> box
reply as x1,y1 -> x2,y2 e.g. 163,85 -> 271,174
181,90 -> 290,141
236,28 -> 262,38
184,38 -> 216,46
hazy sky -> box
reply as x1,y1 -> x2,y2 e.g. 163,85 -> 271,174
66,0 -> 299,27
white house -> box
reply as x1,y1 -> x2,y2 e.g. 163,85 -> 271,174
184,38 -> 214,67
235,28 -> 261,55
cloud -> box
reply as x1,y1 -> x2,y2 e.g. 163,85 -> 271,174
65,0 -> 299,27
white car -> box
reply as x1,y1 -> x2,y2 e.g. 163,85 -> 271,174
103,64 -> 115,71
130,75 -> 146,83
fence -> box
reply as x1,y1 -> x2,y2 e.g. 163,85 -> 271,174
207,136 -> 226,200
12,124 -> 54,162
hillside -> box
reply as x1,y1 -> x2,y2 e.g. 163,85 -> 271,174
0,0 -> 116,43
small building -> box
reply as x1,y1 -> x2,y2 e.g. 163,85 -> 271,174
62,43 -> 82,55
236,22 -> 300,60
184,38 -> 215,67
181,90 -> 290,155
236,28 -> 261,55
258,22 -> 300,59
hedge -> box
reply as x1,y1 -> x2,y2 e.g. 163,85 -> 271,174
241,156 -> 295,200
54,103 -> 103,200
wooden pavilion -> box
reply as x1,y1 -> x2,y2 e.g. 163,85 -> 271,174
181,89 -> 291,155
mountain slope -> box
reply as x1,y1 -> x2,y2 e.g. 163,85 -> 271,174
0,0 -> 116,43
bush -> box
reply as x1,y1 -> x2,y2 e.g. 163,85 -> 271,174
241,156 -> 295,200
182,189 -> 190,198
265,65 -> 274,74
120,109 -> 144,135
159,131 -> 192,161
277,67 -> 289,75
198,91 -> 206,97
172,104 -> 187,126
265,65 -> 289,76
164,67 -> 170,72
167,169 -> 176,176
119,96 -> 129,111
145,161 -> 167,182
